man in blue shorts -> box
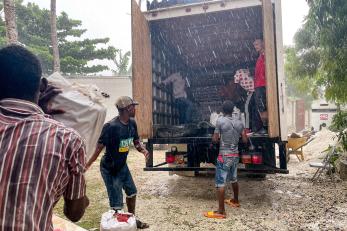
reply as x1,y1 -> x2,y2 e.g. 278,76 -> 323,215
204,101 -> 247,219
86,96 -> 149,229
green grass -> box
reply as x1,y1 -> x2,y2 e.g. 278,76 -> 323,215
54,156 -> 109,230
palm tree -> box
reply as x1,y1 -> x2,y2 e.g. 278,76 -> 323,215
50,0 -> 60,72
3,0 -> 18,44
113,50 -> 131,75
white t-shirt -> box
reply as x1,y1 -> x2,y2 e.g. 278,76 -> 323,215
161,73 -> 187,99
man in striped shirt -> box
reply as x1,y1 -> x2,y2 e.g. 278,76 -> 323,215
0,45 -> 89,230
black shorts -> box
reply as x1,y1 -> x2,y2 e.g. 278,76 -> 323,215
255,86 -> 267,112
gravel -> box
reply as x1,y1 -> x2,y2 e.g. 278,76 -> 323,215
131,129 -> 347,231
67,128 -> 347,230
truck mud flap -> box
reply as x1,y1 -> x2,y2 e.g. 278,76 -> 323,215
144,167 -> 288,174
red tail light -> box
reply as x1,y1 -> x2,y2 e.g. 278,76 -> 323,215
241,153 -> 252,164
251,153 -> 263,164
166,154 -> 175,164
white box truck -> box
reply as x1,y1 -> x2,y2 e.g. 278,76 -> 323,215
131,0 -> 288,174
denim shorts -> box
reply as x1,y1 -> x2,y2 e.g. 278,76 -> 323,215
100,157 -> 137,210
215,155 -> 239,187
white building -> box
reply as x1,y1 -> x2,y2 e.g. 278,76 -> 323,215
311,100 -> 338,131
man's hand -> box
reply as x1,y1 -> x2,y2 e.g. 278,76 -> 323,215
64,196 -> 89,222
85,144 -> 105,171
39,78 -> 64,115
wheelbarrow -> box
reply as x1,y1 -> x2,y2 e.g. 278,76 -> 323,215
286,136 -> 315,162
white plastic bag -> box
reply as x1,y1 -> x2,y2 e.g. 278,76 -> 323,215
100,210 -> 137,231
210,112 -> 222,127
47,72 -> 107,159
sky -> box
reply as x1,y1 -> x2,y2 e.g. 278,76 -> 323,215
22,0 -> 309,73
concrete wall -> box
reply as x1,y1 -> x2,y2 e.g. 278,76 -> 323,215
66,76 -> 132,122
286,98 -> 311,133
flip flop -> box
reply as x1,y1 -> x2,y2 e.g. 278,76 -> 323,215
224,199 -> 240,207
203,211 -> 226,219
136,219 -> 149,229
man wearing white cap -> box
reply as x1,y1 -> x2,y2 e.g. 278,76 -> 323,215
86,96 -> 149,229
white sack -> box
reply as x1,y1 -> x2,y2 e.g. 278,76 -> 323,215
47,72 -> 106,159
100,210 -> 136,231
210,112 -> 222,126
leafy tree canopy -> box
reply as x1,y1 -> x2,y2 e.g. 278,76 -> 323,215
286,0 -> 347,104
1,0 -> 118,75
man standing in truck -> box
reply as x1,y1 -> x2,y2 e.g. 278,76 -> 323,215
161,72 -> 193,124
86,96 -> 149,229
204,101 -> 247,219
253,38 -> 268,134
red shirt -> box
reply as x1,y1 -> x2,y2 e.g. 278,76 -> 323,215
0,99 -> 87,231
254,54 -> 266,88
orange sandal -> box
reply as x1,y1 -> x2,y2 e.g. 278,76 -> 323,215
224,199 -> 240,207
203,211 -> 226,219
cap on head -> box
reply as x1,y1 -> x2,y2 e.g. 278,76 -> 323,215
115,96 -> 139,109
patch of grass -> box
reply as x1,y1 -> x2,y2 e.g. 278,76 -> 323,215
54,155 -> 109,230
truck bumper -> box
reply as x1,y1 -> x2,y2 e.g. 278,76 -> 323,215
143,166 -> 289,174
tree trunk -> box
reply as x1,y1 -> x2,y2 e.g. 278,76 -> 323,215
50,0 -> 60,72
4,0 -> 18,44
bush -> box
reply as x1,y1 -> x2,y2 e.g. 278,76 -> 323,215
330,111 -> 347,152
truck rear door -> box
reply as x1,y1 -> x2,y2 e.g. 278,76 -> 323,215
131,0 -> 153,138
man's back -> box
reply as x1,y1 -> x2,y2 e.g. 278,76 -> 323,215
0,99 -> 86,231
162,73 -> 187,99
216,116 -> 244,154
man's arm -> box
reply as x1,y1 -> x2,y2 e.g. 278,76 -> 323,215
63,141 -> 89,222
86,123 -> 110,169
161,73 -> 177,86
133,120 -> 149,159
134,139 -> 149,159
241,129 -> 248,144
212,118 -> 221,144
38,78 -> 65,115
85,143 -> 105,170
212,133 -> 220,144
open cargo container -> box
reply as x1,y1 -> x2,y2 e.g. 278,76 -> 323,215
131,0 -> 288,174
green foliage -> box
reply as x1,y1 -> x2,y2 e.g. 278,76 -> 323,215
286,0 -> 347,104
284,46 -> 317,106
305,0 -> 347,103
1,1 -> 118,75
284,19 -> 322,106
330,111 -> 347,152
113,50 -> 131,75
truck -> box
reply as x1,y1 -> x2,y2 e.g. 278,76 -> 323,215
131,0 -> 288,175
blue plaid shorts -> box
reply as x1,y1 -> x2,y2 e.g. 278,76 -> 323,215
215,155 -> 239,187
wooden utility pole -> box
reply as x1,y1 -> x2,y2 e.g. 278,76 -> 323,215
4,0 -> 18,44
50,0 -> 61,72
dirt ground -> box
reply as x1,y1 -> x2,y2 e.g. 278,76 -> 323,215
55,129 -> 347,230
